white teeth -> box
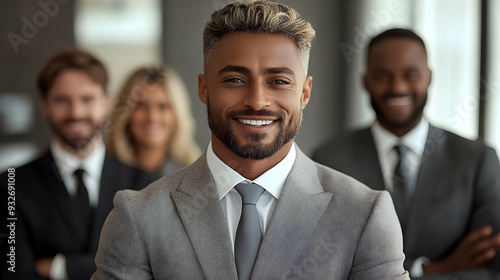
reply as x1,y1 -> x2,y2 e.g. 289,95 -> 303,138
238,119 -> 274,126
387,96 -> 412,106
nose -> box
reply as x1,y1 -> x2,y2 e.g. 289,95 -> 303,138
243,82 -> 271,111
69,99 -> 86,119
391,76 -> 409,95
146,106 -> 160,122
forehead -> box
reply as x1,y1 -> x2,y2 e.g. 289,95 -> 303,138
48,69 -> 105,97
207,32 -> 304,76
140,84 -> 170,101
367,38 -> 428,70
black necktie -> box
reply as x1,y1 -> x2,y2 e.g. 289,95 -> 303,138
74,169 -> 92,232
234,182 -> 265,280
392,144 -> 409,221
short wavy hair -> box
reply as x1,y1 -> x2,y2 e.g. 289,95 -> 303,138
203,0 -> 316,71
37,48 -> 107,98
105,66 -> 201,168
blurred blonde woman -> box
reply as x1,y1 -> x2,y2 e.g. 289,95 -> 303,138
106,66 -> 201,177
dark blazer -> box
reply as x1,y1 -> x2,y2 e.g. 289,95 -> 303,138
312,125 -> 500,279
0,149 -> 152,280
92,147 -> 409,279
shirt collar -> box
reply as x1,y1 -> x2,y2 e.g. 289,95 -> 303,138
206,141 -> 296,201
371,118 -> 429,156
50,136 -> 106,181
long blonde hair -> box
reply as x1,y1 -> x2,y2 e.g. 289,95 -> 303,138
106,66 -> 201,167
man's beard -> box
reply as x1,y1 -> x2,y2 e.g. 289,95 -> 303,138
370,92 -> 427,132
207,98 -> 302,160
47,118 -> 102,154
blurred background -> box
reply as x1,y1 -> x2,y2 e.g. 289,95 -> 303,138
0,0 -> 499,172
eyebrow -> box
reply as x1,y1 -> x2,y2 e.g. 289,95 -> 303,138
217,65 -> 295,76
373,65 -> 420,73
405,66 -> 420,72
217,65 -> 250,76
264,67 -> 295,75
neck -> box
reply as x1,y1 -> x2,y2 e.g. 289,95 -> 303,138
55,134 -> 100,159
211,135 -> 293,180
379,115 -> 423,137
134,145 -> 168,172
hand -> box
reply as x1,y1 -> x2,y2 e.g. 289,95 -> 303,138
423,225 -> 500,274
35,257 -> 53,278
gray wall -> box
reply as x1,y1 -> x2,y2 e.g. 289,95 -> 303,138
0,0 -> 75,170
0,0 -> 349,171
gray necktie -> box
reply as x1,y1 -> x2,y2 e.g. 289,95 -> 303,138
234,182 -> 265,280
392,144 -> 410,221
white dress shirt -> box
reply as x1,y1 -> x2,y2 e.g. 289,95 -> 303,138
371,119 -> 429,195
206,141 -> 296,252
371,119 -> 430,277
49,137 -> 106,280
50,138 -> 105,207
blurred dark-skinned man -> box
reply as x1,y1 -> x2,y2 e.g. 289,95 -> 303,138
313,28 -> 500,279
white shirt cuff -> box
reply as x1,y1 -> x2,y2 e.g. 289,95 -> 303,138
410,256 -> 431,277
50,253 -> 68,280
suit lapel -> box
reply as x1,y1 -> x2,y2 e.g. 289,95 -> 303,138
39,151 -> 86,240
171,157 -> 238,279
90,154 -> 120,250
353,129 -> 386,191
252,148 -> 332,279
404,125 -> 447,249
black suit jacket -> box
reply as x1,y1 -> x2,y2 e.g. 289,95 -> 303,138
312,125 -> 500,279
0,150 -> 152,280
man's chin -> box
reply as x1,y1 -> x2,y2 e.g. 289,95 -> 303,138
381,116 -> 421,132
231,146 -> 276,160
56,133 -> 96,152
231,136 -> 291,160
239,132 -> 272,144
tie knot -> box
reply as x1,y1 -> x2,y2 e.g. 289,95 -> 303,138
74,168 -> 85,179
234,182 -> 265,205
394,144 -> 409,157
393,144 -> 411,178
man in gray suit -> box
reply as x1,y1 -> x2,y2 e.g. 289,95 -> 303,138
313,28 -> 500,279
92,2 -> 409,279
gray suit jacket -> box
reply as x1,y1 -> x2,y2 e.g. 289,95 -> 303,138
312,126 -> 500,279
93,147 -> 409,279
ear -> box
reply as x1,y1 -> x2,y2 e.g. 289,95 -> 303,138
362,73 -> 369,92
104,93 -> 111,109
39,97 -> 48,117
198,74 -> 208,104
427,68 -> 432,87
301,76 -> 312,109
102,93 -> 112,116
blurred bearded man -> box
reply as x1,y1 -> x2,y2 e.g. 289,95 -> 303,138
0,49 -> 151,280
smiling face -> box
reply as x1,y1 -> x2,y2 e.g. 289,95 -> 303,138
129,84 -> 176,149
364,38 -> 432,136
40,69 -> 110,153
198,32 -> 312,161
